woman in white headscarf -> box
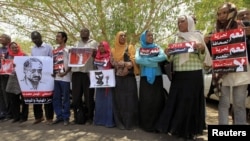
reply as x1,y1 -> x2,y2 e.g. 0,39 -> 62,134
156,15 -> 211,140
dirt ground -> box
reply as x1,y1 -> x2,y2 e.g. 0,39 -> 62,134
0,100 -> 246,141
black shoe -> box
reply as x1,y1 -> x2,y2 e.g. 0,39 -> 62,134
85,120 -> 93,125
4,117 -> 12,121
12,119 -> 20,123
0,115 -> 5,120
33,117 -> 44,124
52,119 -> 63,124
19,119 -> 27,123
5,115 -> 13,121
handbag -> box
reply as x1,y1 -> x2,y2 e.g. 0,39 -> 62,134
6,75 -> 21,94
159,60 -> 173,81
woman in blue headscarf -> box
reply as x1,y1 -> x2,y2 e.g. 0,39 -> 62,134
135,30 -> 167,132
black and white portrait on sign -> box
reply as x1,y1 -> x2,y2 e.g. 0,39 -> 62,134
21,58 -> 44,90
14,56 -> 54,104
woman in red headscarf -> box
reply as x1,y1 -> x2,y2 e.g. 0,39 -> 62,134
5,42 -> 29,123
93,41 -> 115,127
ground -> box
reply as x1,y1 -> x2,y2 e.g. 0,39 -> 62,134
0,100 -> 247,141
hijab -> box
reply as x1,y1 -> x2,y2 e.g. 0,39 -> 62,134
95,41 -> 112,95
95,41 -> 111,60
216,2 -> 238,32
177,15 -> 212,66
112,31 -> 127,61
8,42 -> 25,57
140,30 -> 158,48
140,30 -> 158,84
94,41 -> 112,69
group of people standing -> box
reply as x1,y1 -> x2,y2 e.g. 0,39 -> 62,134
0,2 -> 249,141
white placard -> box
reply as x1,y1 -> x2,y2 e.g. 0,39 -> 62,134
89,69 -> 115,88
14,56 -> 54,104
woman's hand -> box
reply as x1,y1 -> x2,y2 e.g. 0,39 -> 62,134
164,48 -> 170,56
244,26 -> 250,36
195,43 -> 205,54
204,34 -> 211,44
117,61 -> 125,67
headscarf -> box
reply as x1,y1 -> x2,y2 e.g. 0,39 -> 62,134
139,30 -> 158,84
140,30 -> 158,48
177,15 -> 212,66
95,41 -> 112,95
94,41 -> 111,69
8,42 -> 25,57
112,31 -> 127,61
216,2 -> 238,32
95,41 -> 111,60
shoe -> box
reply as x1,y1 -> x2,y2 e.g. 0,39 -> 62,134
12,119 -> 20,123
0,116 -> 5,120
33,118 -> 44,124
71,120 -> 76,125
4,117 -> 12,121
85,120 -> 93,125
19,119 -> 27,123
64,120 -> 69,126
52,119 -> 63,125
4,114 -> 13,121
46,119 -> 53,125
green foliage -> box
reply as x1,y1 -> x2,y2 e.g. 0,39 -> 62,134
0,0 -> 193,48
1,0 -> 249,50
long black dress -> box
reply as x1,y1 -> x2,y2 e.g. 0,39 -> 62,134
156,70 -> 205,139
139,75 -> 166,132
113,75 -> 139,130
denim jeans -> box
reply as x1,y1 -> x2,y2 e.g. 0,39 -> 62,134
219,85 -> 248,125
53,80 -> 71,121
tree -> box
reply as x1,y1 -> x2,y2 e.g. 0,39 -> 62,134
0,0 -> 194,52
2,0 -> 248,53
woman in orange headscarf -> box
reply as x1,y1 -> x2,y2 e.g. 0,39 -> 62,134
111,31 -> 139,130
